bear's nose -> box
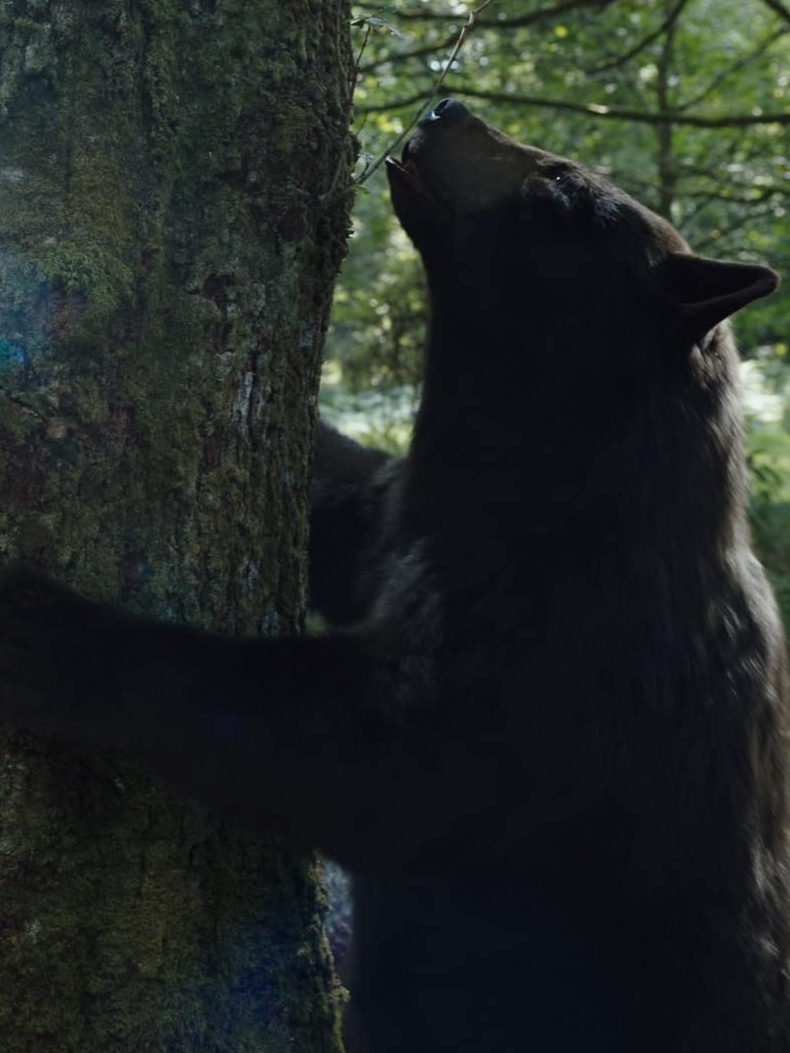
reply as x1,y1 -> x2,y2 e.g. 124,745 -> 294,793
420,98 -> 468,126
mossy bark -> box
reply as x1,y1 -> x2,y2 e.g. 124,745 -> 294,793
0,1 -> 353,1049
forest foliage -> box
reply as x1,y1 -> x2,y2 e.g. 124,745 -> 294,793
324,0 -> 790,622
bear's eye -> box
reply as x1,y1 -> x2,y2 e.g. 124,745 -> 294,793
540,164 -> 571,188
549,167 -> 572,185
546,168 -> 578,205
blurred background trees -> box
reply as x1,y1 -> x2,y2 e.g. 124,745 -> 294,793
322,0 -> 790,625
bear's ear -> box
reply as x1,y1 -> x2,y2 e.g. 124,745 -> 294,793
663,252 -> 779,347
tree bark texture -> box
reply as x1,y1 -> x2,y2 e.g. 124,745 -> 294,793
0,1 -> 353,1049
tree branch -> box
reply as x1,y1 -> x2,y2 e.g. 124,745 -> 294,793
694,204 -> 780,252
583,0 -> 691,75
360,36 -> 457,74
681,186 -> 787,204
677,27 -> 788,111
358,0 -> 619,74
357,87 -> 790,128
360,0 -> 616,27
759,0 -> 790,26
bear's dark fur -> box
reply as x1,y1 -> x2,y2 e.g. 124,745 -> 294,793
0,100 -> 788,1052
309,420 -> 402,627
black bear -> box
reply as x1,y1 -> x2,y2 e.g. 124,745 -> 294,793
0,100 -> 788,1052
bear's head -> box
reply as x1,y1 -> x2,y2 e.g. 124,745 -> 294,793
385,100 -> 778,370
386,101 -> 781,533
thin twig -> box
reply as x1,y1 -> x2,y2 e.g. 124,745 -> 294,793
359,0 -> 613,75
583,0 -> 690,75
355,0 -> 499,186
694,204 -> 779,252
676,27 -> 788,111
352,20 -> 373,96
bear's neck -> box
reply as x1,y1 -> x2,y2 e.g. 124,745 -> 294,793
402,326 -> 750,571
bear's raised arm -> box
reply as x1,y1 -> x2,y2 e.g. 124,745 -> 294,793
0,564 -> 442,865
309,419 -> 403,626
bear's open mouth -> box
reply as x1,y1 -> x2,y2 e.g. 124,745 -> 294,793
385,142 -> 434,202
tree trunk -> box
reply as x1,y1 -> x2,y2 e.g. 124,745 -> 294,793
0,2 -> 352,1050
